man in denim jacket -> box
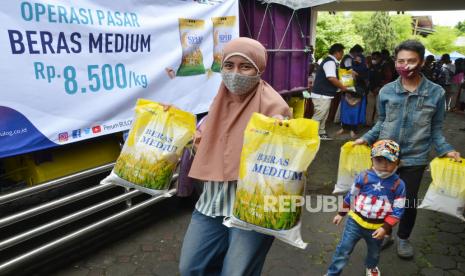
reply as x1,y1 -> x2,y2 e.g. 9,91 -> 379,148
354,40 -> 461,259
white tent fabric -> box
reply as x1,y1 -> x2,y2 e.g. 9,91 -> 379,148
450,51 -> 465,61
261,0 -> 337,10
424,48 -> 438,59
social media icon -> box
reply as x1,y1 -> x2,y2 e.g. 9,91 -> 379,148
72,129 -> 81,138
58,132 -> 69,142
83,128 -> 91,134
92,126 -> 101,133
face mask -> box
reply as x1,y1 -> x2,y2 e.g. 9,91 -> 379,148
396,64 -> 420,79
372,60 -> 378,65
372,166 -> 398,179
221,72 -> 260,95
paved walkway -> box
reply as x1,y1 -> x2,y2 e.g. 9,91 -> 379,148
53,112 -> 465,276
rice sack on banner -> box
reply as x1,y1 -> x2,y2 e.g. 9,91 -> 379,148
226,113 -> 320,249
104,99 -> 196,195
177,18 -> 206,76
338,68 -> 355,90
333,141 -> 371,194
211,16 -> 236,72
419,158 -> 465,221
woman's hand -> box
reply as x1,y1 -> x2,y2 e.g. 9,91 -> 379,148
333,214 -> 344,225
272,114 -> 285,120
161,104 -> 172,111
353,138 -> 368,145
445,151 -> 461,162
372,227 -> 387,240
272,114 -> 290,126
161,103 -> 180,112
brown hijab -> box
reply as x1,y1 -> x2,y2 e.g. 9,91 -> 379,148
188,37 -> 291,182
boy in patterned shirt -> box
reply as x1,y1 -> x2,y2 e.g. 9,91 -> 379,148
325,140 -> 406,276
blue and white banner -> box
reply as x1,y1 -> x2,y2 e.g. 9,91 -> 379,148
0,0 -> 238,158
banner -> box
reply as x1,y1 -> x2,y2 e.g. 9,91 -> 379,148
0,0 -> 238,158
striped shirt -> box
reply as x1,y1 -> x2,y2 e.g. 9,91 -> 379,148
195,181 -> 237,217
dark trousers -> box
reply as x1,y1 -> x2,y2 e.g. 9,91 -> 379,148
341,123 -> 358,132
396,165 -> 427,239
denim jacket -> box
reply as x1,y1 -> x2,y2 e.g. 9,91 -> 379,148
362,75 -> 454,166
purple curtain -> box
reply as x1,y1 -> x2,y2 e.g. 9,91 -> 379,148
239,1 -> 311,92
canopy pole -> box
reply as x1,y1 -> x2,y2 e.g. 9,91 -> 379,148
256,3 -> 270,41
277,10 -> 296,50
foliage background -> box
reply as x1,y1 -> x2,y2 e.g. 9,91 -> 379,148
315,13 -> 465,61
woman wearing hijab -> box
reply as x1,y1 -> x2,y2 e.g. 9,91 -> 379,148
179,37 -> 291,276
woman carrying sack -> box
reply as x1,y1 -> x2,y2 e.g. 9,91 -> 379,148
179,37 -> 291,276
337,45 -> 368,138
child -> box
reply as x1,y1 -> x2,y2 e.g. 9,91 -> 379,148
325,140 -> 406,276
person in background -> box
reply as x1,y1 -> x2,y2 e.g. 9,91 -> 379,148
450,58 -> 464,111
311,43 -> 347,140
337,45 -> 368,138
421,55 -> 436,82
380,49 -> 397,85
366,55 -> 373,69
366,51 -> 383,126
308,62 -> 317,90
438,54 -> 456,111
179,37 -> 291,276
354,40 -> 461,259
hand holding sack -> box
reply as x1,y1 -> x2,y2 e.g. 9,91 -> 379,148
419,157 -> 465,221
333,141 -> 371,194
102,99 -> 196,195
224,113 -> 320,249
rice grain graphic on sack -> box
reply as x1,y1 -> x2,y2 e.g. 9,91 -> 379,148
106,99 -> 196,195
211,16 -> 236,72
177,18 -> 206,77
226,113 -> 320,249
419,157 -> 465,221
333,141 -> 372,194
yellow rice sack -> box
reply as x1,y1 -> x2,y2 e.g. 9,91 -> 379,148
211,16 -> 236,72
287,96 -> 305,119
338,68 -> 355,90
177,19 -> 206,77
419,158 -> 465,221
225,113 -> 320,249
103,99 -> 196,195
334,141 -> 372,194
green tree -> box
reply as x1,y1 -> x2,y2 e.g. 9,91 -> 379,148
424,26 -> 458,55
315,12 -> 363,61
363,12 -> 397,53
456,20 -> 465,34
351,12 -> 372,36
391,15 -> 413,44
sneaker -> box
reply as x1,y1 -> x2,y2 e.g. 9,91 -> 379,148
380,235 -> 394,250
319,134 -> 333,140
366,266 -> 381,276
397,238 -> 414,258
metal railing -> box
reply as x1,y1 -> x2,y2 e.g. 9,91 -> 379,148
0,163 -> 178,274
0,163 -> 115,205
